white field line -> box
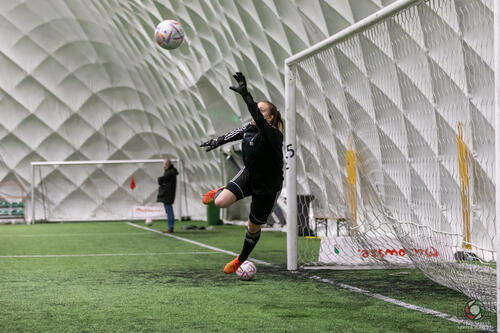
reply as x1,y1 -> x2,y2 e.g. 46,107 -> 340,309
128,222 -> 494,331
0,232 -> 150,237
308,275 -> 494,331
303,265 -> 415,270
0,252 -> 219,258
126,222 -> 273,266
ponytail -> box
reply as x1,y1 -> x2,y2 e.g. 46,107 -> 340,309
262,101 -> 284,132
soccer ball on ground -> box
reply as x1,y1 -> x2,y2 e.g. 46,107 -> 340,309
145,218 -> 153,226
155,20 -> 184,50
236,261 -> 256,281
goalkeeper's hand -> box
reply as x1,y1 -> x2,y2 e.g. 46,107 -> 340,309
229,72 -> 248,96
200,137 -> 223,152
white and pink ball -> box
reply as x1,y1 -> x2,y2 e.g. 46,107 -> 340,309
155,20 -> 184,50
236,261 -> 257,281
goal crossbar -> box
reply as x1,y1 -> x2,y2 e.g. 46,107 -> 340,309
285,0 -> 420,67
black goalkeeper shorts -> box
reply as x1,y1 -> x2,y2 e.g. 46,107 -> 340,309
225,167 -> 280,225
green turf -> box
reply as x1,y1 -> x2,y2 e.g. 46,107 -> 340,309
0,221 -> 495,332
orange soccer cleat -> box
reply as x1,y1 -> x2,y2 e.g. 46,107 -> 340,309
202,186 -> 225,205
223,256 -> 242,274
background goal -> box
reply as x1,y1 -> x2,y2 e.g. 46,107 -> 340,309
30,159 -> 188,223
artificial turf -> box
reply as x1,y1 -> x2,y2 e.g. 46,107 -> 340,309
0,221 -> 495,332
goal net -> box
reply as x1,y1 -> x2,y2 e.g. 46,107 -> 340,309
285,0 -> 496,310
30,159 -> 187,223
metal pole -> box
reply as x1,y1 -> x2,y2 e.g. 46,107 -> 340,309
30,162 -> 35,224
175,158 -> 183,220
285,63 -> 298,271
494,0 -> 500,329
182,159 -> 189,219
31,159 -> 168,166
220,151 -> 227,221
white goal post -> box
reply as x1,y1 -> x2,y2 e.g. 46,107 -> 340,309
285,0 -> 498,317
30,159 -> 188,223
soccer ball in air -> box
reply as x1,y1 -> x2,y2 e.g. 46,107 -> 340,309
145,218 -> 153,226
155,20 -> 184,50
464,300 -> 485,320
236,261 -> 256,281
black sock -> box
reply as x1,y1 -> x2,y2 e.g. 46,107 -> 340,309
238,229 -> 261,262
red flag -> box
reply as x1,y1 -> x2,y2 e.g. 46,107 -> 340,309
130,176 -> 136,190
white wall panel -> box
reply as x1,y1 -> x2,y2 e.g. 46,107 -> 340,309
0,0 -> 397,221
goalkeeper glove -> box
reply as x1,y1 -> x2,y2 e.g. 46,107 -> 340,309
200,137 -> 224,152
229,72 -> 249,96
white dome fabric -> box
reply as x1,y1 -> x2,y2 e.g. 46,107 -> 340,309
0,0 -> 397,221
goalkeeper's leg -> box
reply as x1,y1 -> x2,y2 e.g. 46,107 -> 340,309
224,191 -> 279,274
224,221 -> 261,274
202,167 -> 249,207
202,186 -> 226,205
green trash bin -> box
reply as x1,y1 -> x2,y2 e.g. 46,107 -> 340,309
207,202 -> 220,225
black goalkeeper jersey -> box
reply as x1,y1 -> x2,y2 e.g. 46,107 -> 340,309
218,93 -> 284,195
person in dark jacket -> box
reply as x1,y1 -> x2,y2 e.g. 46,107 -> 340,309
156,159 -> 178,233
200,72 -> 284,274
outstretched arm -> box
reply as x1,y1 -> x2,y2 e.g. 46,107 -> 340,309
230,72 -> 281,140
199,124 -> 250,152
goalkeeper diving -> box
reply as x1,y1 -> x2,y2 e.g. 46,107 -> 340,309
200,72 -> 284,274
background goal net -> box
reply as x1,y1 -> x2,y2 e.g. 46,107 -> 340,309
30,159 -> 187,223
